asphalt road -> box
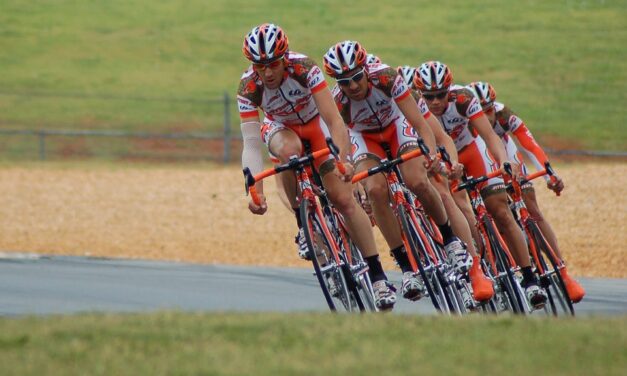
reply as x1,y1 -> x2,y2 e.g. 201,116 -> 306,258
1,253 -> 625,316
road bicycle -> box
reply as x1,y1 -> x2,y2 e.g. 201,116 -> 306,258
352,141 -> 470,314
244,138 -> 375,312
507,162 -> 575,316
453,164 -> 529,314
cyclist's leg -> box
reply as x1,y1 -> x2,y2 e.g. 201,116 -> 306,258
431,176 -> 478,257
392,121 -> 459,249
431,175 -> 494,301
523,187 -> 561,259
266,123 -> 302,211
352,130 -> 423,301
461,138 -> 546,307
452,189 -> 484,253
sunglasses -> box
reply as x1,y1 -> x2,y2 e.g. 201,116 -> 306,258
336,69 -> 365,86
253,59 -> 283,71
422,91 -> 448,101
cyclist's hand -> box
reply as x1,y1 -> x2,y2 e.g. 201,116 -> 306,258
449,162 -> 465,180
248,194 -> 267,215
502,160 -> 522,180
336,161 -> 355,183
425,154 -> 445,176
547,175 -> 565,194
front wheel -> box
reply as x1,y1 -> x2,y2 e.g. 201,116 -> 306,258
300,200 -> 358,312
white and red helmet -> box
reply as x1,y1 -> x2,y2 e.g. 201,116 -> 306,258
414,61 -> 453,91
397,65 -> 417,89
323,40 -> 368,77
466,81 -> 497,107
242,23 -> 289,63
366,53 -> 381,64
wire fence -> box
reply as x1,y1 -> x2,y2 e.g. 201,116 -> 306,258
0,90 -> 625,163
0,91 -> 242,162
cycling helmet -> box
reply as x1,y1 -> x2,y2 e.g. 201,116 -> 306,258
466,81 -> 497,107
414,61 -> 453,91
323,41 -> 368,77
397,65 -> 417,89
366,54 -> 381,64
242,23 -> 289,63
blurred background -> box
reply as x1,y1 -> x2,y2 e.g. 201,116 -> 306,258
0,0 -> 625,162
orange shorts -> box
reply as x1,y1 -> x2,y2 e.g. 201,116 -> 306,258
262,114 -> 332,170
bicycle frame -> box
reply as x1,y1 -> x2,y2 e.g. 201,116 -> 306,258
352,145 -> 467,313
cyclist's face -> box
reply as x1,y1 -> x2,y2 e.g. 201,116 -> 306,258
337,67 -> 368,101
422,89 -> 449,116
253,58 -> 285,89
483,104 -> 496,125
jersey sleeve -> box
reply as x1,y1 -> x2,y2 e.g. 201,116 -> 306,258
454,88 -> 483,120
373,66 -> 410,102
291,57 -> 328,94
237,70 -> 262,120
499,106 -> 549,171
416,95 -> 432,119
511,122 -> 549,171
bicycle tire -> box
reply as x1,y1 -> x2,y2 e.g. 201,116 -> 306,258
483,217 -> 527,314
323,207 -> 368,312
528,222 -> 575,316
300,200 -> 354,312
396,204 -> 445,312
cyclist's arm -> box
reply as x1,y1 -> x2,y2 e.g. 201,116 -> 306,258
397,95 -> 437,156
470,113 -> 508,166
426,114 -> 459,164
240,112 -> 265,195
511,123 -> 549,172
313,87 -> 351,162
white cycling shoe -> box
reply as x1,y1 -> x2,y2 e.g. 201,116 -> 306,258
373,280 -> 397,311
444,237 -> 472,273
525,283 -> 548,310
401,272 -> 426,301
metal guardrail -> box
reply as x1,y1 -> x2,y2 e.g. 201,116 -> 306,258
0,128 -> 243,162
0,91 -> 239,162
544,147 -> 627,158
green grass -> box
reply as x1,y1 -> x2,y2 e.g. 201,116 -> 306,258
0,0 -> 625,151
0,312 -> 625,376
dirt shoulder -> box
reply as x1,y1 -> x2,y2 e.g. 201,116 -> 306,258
0,162 -> 624,278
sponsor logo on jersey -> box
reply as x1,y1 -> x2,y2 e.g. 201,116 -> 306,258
391,81 -> 407,98
288,89 -> 303,97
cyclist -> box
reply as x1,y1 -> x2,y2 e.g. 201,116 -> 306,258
396,65 -> 494,302
238,24 -> 395,310
466,81 -> 585,303
323,41 -> 493,303
414,61 -> 548,309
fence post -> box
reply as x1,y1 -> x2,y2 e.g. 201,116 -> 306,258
223,92 -> 232,163
38,131 -> 46,161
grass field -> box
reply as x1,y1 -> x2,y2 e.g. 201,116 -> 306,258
0,312 -> 625,375
1,0 -> 626,151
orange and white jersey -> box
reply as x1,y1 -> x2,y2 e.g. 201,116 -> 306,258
332,63 -> 411,132
435,85 -> 484,151
237,51 -> 327,126
493,101 -> 549,172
